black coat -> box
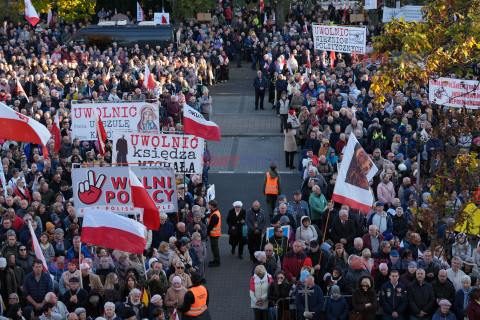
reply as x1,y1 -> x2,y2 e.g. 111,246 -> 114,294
226,208 -> 247,246
392,214 -> 409,240
329,219 -> 356,250
408,280 -> 436,317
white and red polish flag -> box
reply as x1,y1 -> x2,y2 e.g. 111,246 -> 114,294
129,168 -> 160,230
81,209 -> 146,254
29,221 -> 48,272
183,104 -> 221,141
16,78 -> 29,103
25,0 -> 40,27
137,2 -> 145,22
0,102 -> 50,150
47,8 -> 53,25
92,107 -> 108,156
143,64 -> 156,90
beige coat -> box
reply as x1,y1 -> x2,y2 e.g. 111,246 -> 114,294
284,129 -> 297,152
164,286 -> 188,315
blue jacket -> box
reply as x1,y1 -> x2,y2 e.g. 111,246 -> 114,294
295,284 -> 324,320
454,289 -> 471,318
66,245 -> 92,262
325,296 -> 349,320
431,309 -> 456,320
188,247 -> 201,271
379,281 -> 407,315
152,221 -> 175,248
23,271 -> 54,304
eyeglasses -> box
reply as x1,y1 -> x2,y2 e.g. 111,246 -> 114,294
19,248 -> 26,251
361,285 -> 369,288
176,266 -> 184,269
277,276 -> 285,280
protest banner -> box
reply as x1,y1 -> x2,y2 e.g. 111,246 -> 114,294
365,0 -> 377,10
206,184 -> 215,203
71,102 -> 160,141
73,166 -> 177,214
429,77 -> 480,109
154,12 -> 170,24
312,24 -> 366,54
382,6 -> 424,23
112,131 -> 204,174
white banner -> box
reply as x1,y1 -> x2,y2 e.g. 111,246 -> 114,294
382,6 -> 424,23
71,102 -> 160,141
365,0 -> 377,10
312,24 -> 366,54
429,77 -> 480,109
112,131 -> 205,174
72,166 -> 177,215
154,12 -> 170,25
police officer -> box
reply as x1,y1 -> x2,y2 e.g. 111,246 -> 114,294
379,270 -> 408,320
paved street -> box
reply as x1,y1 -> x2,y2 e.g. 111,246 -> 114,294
204,68 -> 301,319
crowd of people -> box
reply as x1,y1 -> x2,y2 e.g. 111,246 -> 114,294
0,0 -> 479,319
243,1 -> 480,320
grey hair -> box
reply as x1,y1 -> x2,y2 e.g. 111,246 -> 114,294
461,275 -> 471,284
339,209 -> 348,217
104,302 -> 115,310
45,292 -> 56,302
159,212 -> 168,219
129,288 -> 142,296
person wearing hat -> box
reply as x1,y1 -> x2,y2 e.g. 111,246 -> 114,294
0,257 -> 15,304
61,277 -> 88,312
325,284 -> 349,320
433,299 -> 456,320
263,162 -> 281,219
187,210 -> 207,241
295,274 -> 324,320
227,201 -> 247,259
462,256 -> 480,280
206,200 -> 221,267
284,122 -> 297,169
290,190 -> 310,227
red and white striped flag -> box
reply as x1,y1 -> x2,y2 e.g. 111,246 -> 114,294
105,68 -> 111,83
183,104 -> 221,141
51,112 -> 61,154
169,309 -> 180,320
303,22 -> 308,33
306,51 -> 311,70
28,221 -> 48,272
143,64 -> 156,90
259,0 -> 264,13
24,0 -> 39,27
129,168 -> 160,230
330,51 -> 336,69
92,107 -> 108,156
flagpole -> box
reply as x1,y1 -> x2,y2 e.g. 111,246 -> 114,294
135,208 -> 149,281
79,241 -> 83,289
181,110 -> 186,223
317,206 -> 332,269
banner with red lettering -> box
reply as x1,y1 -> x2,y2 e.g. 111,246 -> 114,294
429,77 -> 480,109
312,24 -> 366,54
71,102 -> 160,141
112,131 -> 204,174
72,166 -> 177,215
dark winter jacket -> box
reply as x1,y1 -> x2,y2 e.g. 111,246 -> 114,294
408,279 -> 436,317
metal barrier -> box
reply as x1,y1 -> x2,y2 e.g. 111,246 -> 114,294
271,295 -> 353,320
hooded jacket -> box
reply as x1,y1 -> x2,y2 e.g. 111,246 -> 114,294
352,275 -> 379,320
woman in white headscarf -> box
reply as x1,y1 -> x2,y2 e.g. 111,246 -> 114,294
164,275 -> 188,316
227,201 -> 247,259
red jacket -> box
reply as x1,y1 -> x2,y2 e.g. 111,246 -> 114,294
282,250 -> 307,283
466,297 -> 480,320
361,233 -> 384,252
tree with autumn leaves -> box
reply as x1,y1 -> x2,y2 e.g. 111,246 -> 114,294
370,0 -> 480,251
15,0 -> 96,23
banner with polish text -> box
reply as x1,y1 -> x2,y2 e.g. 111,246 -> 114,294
112,131 -> 205,174
312,24 -> 366,54
429,77 -> 480,109
382,6 -> 424,23
71,102 -> 160,141
72,166 -> 177,215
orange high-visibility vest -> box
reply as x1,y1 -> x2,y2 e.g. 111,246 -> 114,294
184,285 -> 208,316
265,172 -> 279,194
208,210 -> 221,237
